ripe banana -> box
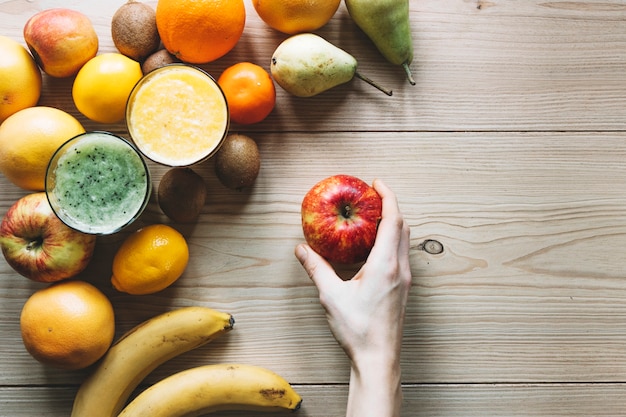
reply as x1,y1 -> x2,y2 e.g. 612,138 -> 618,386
117,363 -> 303,416
71,306 -> 234,417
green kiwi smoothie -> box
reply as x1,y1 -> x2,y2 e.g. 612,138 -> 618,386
46,131 -> 151,234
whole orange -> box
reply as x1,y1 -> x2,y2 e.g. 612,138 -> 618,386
218,62 -> 276,125
111,224 -> 189,295
0,106 -> 85,191
0,36 -> 42,123
20,280 -> 115,370
156,0 -> 246,64
252,0 -> 340,34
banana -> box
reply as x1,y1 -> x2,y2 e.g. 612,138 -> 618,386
71,306 -> 235,417
117,363 -> 303,416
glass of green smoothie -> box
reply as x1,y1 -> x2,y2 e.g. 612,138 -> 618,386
45,131 -> 151,235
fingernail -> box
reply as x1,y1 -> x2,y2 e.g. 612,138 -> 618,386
295,244 -> 308,263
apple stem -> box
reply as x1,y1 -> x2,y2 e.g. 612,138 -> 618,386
26,238 -> 43,251
341,204 -> 353,219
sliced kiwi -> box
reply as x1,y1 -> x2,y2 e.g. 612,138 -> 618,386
111,0 -> 160,62
214,134 -> 261,191
158,167 -> 207,223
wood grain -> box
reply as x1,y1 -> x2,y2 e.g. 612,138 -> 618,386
5,383 -> 626,416
2,0 -> 626,416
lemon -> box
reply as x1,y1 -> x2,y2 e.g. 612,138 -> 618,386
0,106 -> 85,191
111,224 -> 190,295
0,36 -> 42,123
72,53 -> 143,124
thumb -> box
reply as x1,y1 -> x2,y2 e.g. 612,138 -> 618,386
294,244 -> 338,293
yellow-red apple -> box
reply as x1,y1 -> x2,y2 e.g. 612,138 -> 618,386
0,192 -> 96,282
301,175 -> 382,265
23,8 -> 98,78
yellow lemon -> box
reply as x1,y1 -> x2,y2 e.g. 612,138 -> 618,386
0,106 -> 85,191
0,36 -> 42,123
111,224 -> 190,295
20,280 -> 115,370
72,53 -> 143,124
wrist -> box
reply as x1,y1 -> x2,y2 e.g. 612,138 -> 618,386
352,348 -> 400,374
350,338 -> 402,372
347,353 -> 402,417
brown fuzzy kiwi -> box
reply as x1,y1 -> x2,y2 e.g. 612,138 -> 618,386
214,134 -> 261,191
158,167 -> 208,223
141,49 -> 179,74
111,0 -> 160,62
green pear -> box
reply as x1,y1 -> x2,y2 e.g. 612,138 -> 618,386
345,0 -> 415,85
270,33 -> 391,97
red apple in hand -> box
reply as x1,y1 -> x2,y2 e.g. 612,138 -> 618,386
301,175 -> 382,264
0,192 -> 96,282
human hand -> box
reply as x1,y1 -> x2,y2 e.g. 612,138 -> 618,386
295,179 -> 411,417
295,178 -> 411,369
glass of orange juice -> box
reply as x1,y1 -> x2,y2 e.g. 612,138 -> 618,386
126,64 -> 230,166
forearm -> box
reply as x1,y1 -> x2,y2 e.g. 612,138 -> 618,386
346,354 -> 403,417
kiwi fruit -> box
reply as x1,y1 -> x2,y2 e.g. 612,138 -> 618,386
214,134 -> 261,191
141,49 -> 179,74
111,0 -> 160,62
158,167 -> 207,223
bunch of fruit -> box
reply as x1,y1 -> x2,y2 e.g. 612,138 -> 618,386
70,306 -> 302,416
0,0 -> 412,413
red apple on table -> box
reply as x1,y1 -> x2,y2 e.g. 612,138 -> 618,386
23,8 -> 98,78
301,175 -> 382,265
0,192 -> 96,282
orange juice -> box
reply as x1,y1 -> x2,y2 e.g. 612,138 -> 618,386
126,64 -> 229,166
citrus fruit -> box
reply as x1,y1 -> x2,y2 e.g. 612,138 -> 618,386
0,106 -> 85,191
0,36 -> 42,123
72,53 -> 143,124
20,280 -> 115,370
252,0 -> 340,34
218,62 -> 276,125
155,0 -> 246,64
111,224 -> 189,295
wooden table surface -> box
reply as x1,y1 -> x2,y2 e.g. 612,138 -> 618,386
2,1 -> 626,416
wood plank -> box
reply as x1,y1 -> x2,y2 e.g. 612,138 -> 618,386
1,1 -> 625,132
2,132 -> 626,387
4,384 -> 626,417
0,385 -> 349,417
2,0 -> 626,415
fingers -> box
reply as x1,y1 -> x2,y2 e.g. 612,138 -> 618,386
295,243 -> 339,294
398,219 -> 412,284
373,179 -> 401,219
296,179 -> 410,290
368,179 -> 405,261
399,220 -> 411,264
